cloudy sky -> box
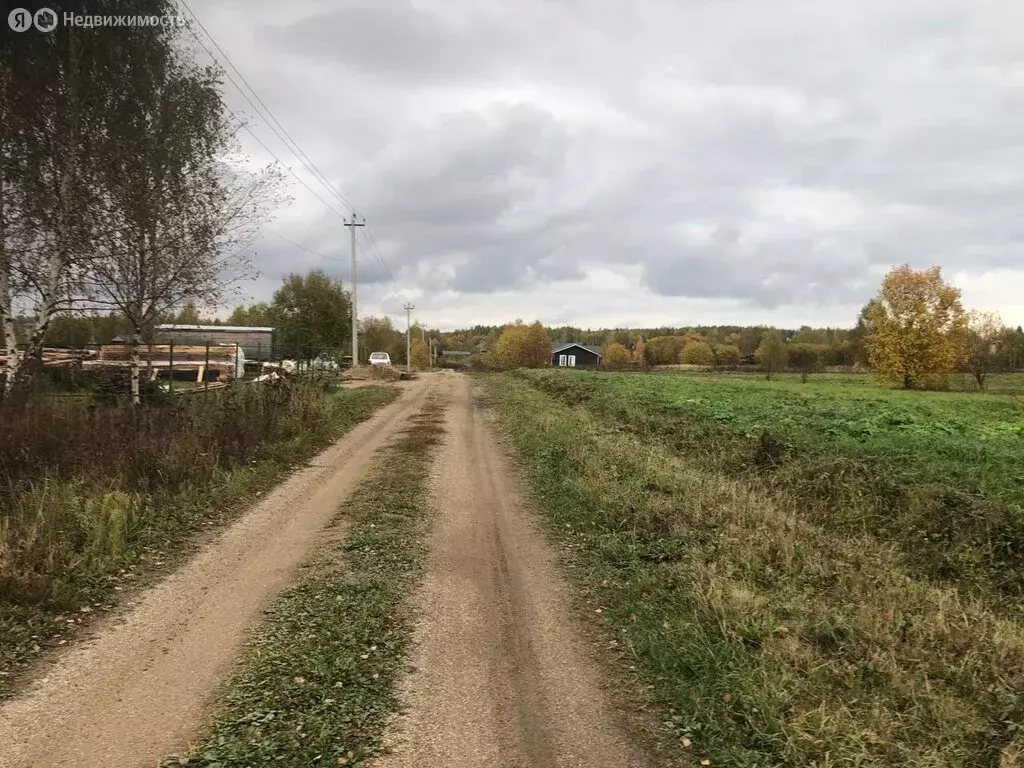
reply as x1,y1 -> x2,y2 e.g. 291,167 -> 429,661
192,0 -> 1024,330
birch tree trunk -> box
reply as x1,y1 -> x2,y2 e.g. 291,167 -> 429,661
21,28 -> 79,370
5,26 -> 82,389
129,332 -> 141,405
0,163 -> 22,395
0,261 -> 21,396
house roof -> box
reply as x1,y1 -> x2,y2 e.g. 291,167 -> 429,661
155,324 -> 274,333
551,341 -> 603,357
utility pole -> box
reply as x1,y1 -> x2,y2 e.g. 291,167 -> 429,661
403,303 -> 415,373
344,215 -> 365,367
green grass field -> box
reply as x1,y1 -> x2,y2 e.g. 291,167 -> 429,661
484,370 -> 1024,767
518,369 -> 1024,601
655,369 -> 1024,396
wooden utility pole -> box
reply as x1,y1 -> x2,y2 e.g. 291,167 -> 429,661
403,302 -> 415,373
344,215 -> 365,366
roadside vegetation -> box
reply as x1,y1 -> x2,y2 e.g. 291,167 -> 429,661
0,383 -> 398,697
519,369 -> 1024,604
165,397 -> 445,767
484,373 -> 1024,767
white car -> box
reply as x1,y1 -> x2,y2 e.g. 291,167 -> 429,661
368,352 -> 391,366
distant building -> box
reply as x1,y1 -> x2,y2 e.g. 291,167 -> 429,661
154,324 -> 274,361
551,342 -> 603,368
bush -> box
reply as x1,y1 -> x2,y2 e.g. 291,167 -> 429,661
602,343 -> 632,369
0,383 -> 391,612
680,341 -> 715,366
713,343 -> 741,368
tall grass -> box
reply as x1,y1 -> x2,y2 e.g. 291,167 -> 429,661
484,374 -> 1024,767
0,382 -> 397,692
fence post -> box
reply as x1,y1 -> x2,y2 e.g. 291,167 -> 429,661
168,340 -> 174,396
205,343 -> 210,392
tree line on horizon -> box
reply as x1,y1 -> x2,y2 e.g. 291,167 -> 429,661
15,263 -> 1024,390
460,265 -> 1024,390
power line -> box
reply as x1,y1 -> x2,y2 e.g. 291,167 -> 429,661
354,227 -> 397,299
360,227 -> 402,299
364,227 -> 398,287
271,231 -> 346,261
175,14 -> 351,221
176,2 -> 417,322
177,0 -> 358,216
240,123 -> 350,219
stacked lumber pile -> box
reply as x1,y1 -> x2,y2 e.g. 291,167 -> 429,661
85,344 -> 244,381
97,344 -> 237,363
0,348 -> 98,368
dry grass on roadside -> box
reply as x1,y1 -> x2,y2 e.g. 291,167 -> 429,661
485,374 -> 1024,768
0,384 -> 399,698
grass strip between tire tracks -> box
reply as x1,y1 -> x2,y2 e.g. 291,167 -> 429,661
164,395 -> 445,768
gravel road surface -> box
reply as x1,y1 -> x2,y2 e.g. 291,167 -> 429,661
373,375 -> 654,768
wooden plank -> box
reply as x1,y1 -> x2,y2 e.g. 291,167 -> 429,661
99,345 -> 237,362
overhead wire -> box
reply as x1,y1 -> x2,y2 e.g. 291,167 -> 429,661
177,0 -> 358,217
177,1 -> 409,315
271,231 -> 346,261
176,14 -> 351,220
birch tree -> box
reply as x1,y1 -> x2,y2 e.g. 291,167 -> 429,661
0,2 -> 187,392
0,22 -> 103,392
87,27 -> 279,402
965,310 -> 1005,391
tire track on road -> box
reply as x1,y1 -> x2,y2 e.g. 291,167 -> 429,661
373,374 -> 654,768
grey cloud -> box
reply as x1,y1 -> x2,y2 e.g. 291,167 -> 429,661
258,0 -> 513,85
207,0 -> 1024,324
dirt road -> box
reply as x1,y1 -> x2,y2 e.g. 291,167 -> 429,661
373,375 -> 653,767
0,377 -> 435,768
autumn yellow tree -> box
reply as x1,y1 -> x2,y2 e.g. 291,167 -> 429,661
492,320 -> 550,369
522,321 -> 551,368
648,335 -> 683,364
410,339 -> 430,369
603,343 -> 631,368
713,343 -> 741,368
680,341 -> 714,366
865,265 -> 967,389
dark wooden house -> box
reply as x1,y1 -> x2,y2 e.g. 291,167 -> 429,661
551,342 -> 603,368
